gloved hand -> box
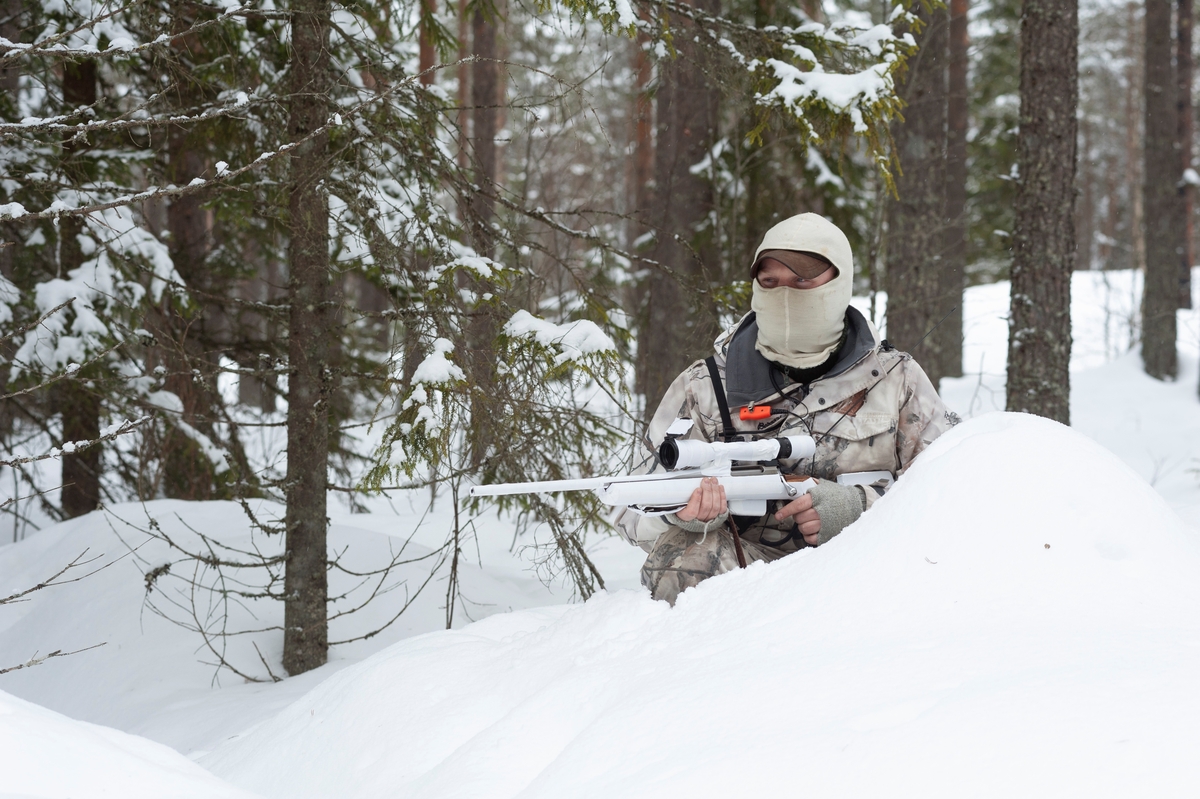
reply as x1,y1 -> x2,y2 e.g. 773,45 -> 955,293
775,479 -> 867,546
807,480 -> 866,545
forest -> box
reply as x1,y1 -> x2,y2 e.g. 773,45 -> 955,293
0,0 -> 1199,722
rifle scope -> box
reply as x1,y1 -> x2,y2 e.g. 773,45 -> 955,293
658,434 -> 816,471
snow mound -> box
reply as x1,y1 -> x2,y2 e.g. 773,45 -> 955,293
0,499 -> 579,754
205,415 -> 1200,795
0,689 -> 262,798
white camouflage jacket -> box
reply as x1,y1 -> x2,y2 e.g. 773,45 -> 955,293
614,307 -> 960,552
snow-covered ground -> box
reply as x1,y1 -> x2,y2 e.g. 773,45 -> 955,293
2,269 -> 1199,797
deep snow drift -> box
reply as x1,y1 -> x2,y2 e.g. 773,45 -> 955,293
202,414 -> 1200,798
0,691 -> 262,799
0,500 -> 627,755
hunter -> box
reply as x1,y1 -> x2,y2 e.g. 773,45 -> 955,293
614,213 -> 960,605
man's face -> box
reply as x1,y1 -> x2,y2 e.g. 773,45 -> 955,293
754,256 -> 837,290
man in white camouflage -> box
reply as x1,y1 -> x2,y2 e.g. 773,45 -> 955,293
615,213 -> 960,605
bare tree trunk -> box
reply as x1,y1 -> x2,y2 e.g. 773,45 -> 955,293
471,7 -> 498,247
1141,0 -> 1179,379
885,1 -> 948,388
626,32 -> 653,248
464,5 -> 503,466
419,0 -> 436,85
1077,119 -> 1095,270
456,0 -> 470,169
0,0 -> 17,103
158,10 -> 221,500
1006,0 -> 1077,422
0,0 -> 20,425
638,0 -> 720,410
1177,0 -> 1193,308
1100,152 -> 1120,268
59,59 -> 102,518
283,0 -> 332,676
1126,3 -> 1146,275
943,0 -> 968,379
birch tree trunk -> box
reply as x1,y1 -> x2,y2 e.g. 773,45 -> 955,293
283,0 -> 333,676
885,1 -> 948,389
1141,0 -> 1179,379
1006,0 -> 1077,422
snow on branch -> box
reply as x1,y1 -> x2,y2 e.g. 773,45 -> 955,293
504,310 -> 618,366
0,90 -> 255,140
0,61 -> 464,226
0,416 -> 150,469
0,3 -> 257,68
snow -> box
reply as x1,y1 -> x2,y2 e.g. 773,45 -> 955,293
202,415 -> 1200,797
409,337 -> 466,384
2,270 -> 1200,796
0,690 -> 262,798
761,59 -> 891,132
504,310 -> 618,365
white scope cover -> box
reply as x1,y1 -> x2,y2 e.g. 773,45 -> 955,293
662,435 -> 815,470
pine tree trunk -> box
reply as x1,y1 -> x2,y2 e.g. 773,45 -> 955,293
943,0 -> 969,379
638,0 -> 720,410
0,0 -> 19,428
1126,4 -> 1145,275
1177,0 -> 1193,309
885,1 -> 948,389
464,7 -> 503,466
59,59 -> 101,518
160,14 -> 220,500
282,0 -> 332,676
626,32 -> 653,249
1141,0 -> 1179,379
1006,0 -> 1077,422
419,0 -> 436,85
470,9 -> 498,249
0,0 -> 16,101
1077,120 -> 1094,270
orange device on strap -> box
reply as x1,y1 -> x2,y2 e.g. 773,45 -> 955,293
739,405 -> 771,421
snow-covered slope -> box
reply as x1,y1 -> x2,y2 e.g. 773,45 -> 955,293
0,499 -> 633,755
0,689 -> 262,799
202,414 -> 1200,797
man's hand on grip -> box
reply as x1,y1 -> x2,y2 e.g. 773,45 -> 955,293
675,476 -> 727,523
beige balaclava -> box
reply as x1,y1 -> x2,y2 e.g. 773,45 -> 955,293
750,213 -> 854,369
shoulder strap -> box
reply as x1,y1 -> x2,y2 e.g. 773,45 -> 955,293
704,356 -> 738,443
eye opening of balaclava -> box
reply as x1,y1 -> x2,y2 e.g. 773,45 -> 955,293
749,214 -> 854,370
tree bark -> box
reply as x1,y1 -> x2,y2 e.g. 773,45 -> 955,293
463,5 -> 503,466
1177,0 -> 1193,309
470,7 -> 499,248
59,59 -> 102,518
283,0 -> 333,676
626,32 -> 653,249
1006,0 -> 1078,422
1124,5 -> 1146,275
1141,0 -> 1179,378
1077,119 -> 1094,270
943,0 -> 969,379
158,7 -> 221,500
885,1 -> 948,389
637,0 -> 720,410
419,0 -> 436,85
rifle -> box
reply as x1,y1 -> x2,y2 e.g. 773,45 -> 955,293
469,428 -> 819,517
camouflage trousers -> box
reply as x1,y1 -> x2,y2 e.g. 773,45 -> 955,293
640,525 -> 789,606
